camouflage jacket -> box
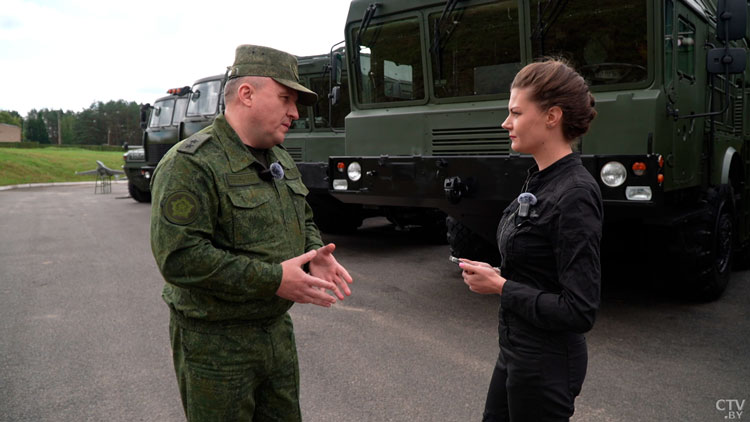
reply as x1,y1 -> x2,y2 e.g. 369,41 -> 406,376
150,114 -> 324,322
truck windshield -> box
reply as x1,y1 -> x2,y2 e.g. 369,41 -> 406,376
149,99 -> 175,128
429,1 -> 521,98
173,97 -> 188,125
292,102 -> 311,130
187,79 -> 222,116
311,74 -> 350,129
530,0 -> 648,86
352,17 -> 425,104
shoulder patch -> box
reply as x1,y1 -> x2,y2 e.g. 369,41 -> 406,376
162,191 -> 200,225
178,133 -> 212,154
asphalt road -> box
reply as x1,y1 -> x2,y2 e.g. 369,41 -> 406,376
0,183 -> 748,422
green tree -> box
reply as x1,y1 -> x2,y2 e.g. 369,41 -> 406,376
0,110 -> 23,127
60,112 -> 76,144
24,110 -> 50,143
73,107 -> 105,145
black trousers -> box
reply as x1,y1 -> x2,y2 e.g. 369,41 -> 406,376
482,316 -> 588,422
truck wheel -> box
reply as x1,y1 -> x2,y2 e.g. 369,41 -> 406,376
128,181 -> 151,203
682,185 -> 734,301
446,216 -> 501,266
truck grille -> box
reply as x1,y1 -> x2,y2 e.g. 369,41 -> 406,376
286,146 -> 303,162
146,143 -> 175,165
431,127 -> 510,156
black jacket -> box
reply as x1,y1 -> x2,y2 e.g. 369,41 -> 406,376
497,153 -> 603,334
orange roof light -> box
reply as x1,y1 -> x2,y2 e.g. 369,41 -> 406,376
166,86 -> 191,96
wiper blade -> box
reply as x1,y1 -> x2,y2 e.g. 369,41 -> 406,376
530,0 -> 569,56
353,3 -> 379,76
431,0 -> 462,81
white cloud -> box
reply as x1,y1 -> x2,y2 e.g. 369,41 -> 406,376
0,0 -> 351,116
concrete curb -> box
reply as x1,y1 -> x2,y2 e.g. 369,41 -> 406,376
0,180 -> 128,191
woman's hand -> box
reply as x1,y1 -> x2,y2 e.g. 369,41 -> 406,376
459,261 -> 506,295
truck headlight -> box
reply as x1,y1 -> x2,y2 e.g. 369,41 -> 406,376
600,161 -> 627,187
332,179 -> 348,190
347,162 -> 362,181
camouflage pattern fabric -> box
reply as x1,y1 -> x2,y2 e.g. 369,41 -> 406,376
151,113 -> 323,321
228,44 -> 317,106
150,113 -> 323,421
170,313 -> 301,421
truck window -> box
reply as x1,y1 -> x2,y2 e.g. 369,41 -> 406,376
352,17 -> 425,104
530,0 -> 648,86
664,0 -> 674,86
149,99 -> 175,128
187,79 -> 222,116
677,17 -> 696,80
173,97 -> 188,125
292,103 -> 311,130
429,1 -> 521,98
310,74 -> 351,129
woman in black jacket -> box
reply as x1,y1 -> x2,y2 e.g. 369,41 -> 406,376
459,59 -> 602,422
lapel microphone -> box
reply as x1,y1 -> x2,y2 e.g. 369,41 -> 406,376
259,162 -> 285,181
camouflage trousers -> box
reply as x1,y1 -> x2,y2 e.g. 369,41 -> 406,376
169,311 -> 301,422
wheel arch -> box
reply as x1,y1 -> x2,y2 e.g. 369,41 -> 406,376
719,146 -> 743,201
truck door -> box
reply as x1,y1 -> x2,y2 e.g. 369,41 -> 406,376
665,0 -> 706,186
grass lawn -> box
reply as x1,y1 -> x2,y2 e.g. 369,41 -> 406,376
0,147 -> 126,186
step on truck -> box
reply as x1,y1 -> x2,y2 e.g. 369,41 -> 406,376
329,0 -> 750,300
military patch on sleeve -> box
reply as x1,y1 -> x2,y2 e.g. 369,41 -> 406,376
162,191 -> 200,225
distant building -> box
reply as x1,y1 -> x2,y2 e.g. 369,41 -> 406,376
0,123 -> 21,143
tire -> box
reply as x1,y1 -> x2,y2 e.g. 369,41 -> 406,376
678,185 -> 734,301
446,216 -> 501,266
128,181 -> 152,203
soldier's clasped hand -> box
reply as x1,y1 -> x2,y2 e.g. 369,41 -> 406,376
278,250 -> 338,307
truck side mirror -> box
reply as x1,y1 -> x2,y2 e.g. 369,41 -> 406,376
329,86 -> 341,107
139,103 -> 151,130
707,47 -> 747,74
717,0 -> 747,41
707,1 -> 748,75
331,52 -> 343,85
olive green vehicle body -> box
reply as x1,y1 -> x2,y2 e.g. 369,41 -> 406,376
284,53 -> 350,194
122,146 -> 147,192
141,75 -> 226,176
131,55 -> 351,219
329,0 -> 750,297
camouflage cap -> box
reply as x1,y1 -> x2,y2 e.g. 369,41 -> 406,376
228,44 -> 318,106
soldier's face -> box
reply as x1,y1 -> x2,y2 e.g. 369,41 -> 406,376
248,80 -> 300,148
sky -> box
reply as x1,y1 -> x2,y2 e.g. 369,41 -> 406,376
0,0 -> 353,117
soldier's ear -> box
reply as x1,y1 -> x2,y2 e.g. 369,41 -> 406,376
237,82 -> 255,107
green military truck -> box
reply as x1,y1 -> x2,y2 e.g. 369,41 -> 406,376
122,144 -> 148,202
127,55 -> 352,228
329,0 -> 749,300
123,81 -> 215,203
139,75 -> 226,190
285,51 -> 363,232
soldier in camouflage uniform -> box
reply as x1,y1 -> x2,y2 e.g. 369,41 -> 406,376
150,44 -> 353,421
